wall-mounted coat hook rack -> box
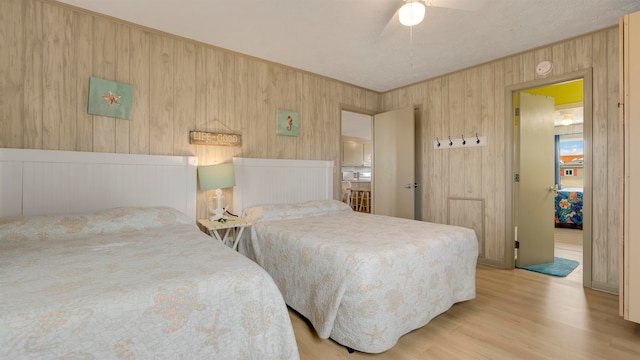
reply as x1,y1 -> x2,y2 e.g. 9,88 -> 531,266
433,134 -> 487,149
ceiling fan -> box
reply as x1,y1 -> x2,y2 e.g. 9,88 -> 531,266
392,0 -> 486,27
382,0 -> 486,66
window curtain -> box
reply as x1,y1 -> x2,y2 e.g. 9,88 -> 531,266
554,135 -> 561,189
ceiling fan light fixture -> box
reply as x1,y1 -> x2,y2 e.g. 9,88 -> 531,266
399,1 -> 426,26
561,114 -> 573,126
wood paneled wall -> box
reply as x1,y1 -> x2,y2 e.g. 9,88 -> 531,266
0,0 -> 623,291
0,0 -> 379,220
381,28 -> 621,292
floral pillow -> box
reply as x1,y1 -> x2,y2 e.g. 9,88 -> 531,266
242,199 -> 352,223
0,206 -> 194,243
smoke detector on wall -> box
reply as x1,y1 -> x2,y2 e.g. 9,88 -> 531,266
536,60 -> 553,76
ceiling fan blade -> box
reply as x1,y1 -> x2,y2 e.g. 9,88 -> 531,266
380,8 -> 401,37
379,1 -> 404,37
427,0 -> 487,11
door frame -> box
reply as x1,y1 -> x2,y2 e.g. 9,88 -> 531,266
413,106 -> 423,220
504,69 -> 593,289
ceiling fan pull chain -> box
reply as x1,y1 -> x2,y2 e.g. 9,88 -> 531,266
409,25 -> 415,68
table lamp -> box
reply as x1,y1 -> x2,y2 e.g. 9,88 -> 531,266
198,163 -> 235,221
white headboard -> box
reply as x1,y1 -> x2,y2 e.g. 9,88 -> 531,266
232,157 -> 334,214
0,148 -> 198,220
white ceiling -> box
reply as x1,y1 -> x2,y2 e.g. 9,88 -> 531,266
55,0 -> 640,92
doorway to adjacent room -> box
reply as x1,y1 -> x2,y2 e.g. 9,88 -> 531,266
509,70 -> 592,288
340,110 -> 373,213
340,107 -> 421,219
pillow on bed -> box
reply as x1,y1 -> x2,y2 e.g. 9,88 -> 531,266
0,206 -> 193,243
242,199 -> 352,223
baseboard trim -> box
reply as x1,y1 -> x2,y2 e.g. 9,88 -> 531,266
478,258 -> 505,269
591,281 -> 619,295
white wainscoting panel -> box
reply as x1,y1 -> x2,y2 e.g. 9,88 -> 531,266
0,161 -> 24,216
233,157 -> 334,214
0,148 -> 198,220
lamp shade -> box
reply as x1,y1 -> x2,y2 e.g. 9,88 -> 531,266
399,1 -> 426,26
198,163 -> 236,191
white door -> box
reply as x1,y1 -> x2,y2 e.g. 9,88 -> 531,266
516,92 -> 556,267
373,107 -> 415,219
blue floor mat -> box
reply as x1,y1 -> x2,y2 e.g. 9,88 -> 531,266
520,257 -> 579,277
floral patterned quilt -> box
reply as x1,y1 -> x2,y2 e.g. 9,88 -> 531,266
555,189 -> 583,226
0,207 -> 298,360
241,200 -> 478,353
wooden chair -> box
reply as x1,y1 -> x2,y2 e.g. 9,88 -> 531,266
350,190 -> 360,211
341,181 -> 352,207
358,190 -> 371,213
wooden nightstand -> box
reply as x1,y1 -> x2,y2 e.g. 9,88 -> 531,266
197,217 -> 251,251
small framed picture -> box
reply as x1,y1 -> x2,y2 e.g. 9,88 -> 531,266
88,77 -> 134,120
276,109 -> 299,137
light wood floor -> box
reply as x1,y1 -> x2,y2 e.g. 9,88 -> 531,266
554,227 -> 583,284
290,231 -> 640,359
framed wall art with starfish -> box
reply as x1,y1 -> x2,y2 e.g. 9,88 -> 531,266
88,77 -> 133,120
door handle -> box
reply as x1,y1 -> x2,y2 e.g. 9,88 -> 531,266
404,183 -> 413,189
548,184 -> 559,193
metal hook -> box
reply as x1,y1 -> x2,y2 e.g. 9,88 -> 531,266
449,136 -> 453,146
476,133 -> 480,144
461,134 -> 466,145
436,137 -> 441,147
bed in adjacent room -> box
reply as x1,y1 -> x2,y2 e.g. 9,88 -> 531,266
232,157 -> 478,354
0,149 -> 299,360
555,187 -> 583,229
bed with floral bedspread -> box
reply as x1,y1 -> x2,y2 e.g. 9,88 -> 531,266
555,188 -> 583,229
0,207 -> 298,360
240,200 -> 478,354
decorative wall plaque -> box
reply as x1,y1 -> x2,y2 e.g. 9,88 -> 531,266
276,109 -> 299,137
189,131 -> 242,146
87,77 -> 133,120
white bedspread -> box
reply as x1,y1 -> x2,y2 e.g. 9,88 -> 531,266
0,207 -> 298,359
241,200 -> 478,353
